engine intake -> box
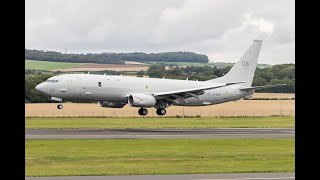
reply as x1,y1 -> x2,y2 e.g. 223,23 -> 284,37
98,101 -> 125,108
128,93 -> 156,107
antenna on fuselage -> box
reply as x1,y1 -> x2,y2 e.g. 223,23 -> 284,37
103,73 -> 106,75
162,77 -> 165,79
87,71 -> 90,74
186,77 -> 189,80
120,74 -> 123,76
146,76 -> 149,78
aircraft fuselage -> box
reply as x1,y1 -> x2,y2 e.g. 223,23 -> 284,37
36,74 -> 253,106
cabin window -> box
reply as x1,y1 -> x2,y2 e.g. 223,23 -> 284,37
98,82 -> 101,87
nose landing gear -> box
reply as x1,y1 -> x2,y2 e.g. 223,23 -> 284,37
138,108 -> 148,116
57,103 -> 63,109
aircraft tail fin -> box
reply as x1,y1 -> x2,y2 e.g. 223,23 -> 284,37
208,40 -> 263,86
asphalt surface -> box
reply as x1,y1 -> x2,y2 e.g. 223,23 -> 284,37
25,172 -> 294,180
25,128 -> 294,139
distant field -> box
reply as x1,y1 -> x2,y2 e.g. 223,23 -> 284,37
53,63 -> 149,72
125,61 -> 147,65
25,60 -> 149,72
25,95 -> 295,117
147,61 -> 272,68
26,138 -> 294,176
252,93 -> 295,99
25,60 -> 83,70
147,61 -> 213,67
26,59 -> 272,71
26,116 -> 294,129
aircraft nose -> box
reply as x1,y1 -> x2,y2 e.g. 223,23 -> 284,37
35,83 -> 46,93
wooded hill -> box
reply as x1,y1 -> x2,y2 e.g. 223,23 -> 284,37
25,49 -> 209,64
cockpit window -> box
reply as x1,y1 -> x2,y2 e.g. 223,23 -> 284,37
45,80 -> 59,83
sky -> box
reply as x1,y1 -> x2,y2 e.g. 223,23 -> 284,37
25,0 -> 295,64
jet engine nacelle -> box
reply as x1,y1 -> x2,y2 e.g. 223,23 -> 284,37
98,101 -> 125,108
128,93 -> 156,107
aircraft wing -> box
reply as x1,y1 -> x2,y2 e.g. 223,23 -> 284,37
154,82 -> 243,103
239,84 -> 287,91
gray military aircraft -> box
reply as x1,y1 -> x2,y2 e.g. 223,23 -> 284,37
35,40 -> 284,116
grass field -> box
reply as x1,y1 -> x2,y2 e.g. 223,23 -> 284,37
26,116 -> 294,129
55,66 -> 149,72
26,138 -> 294,176
25,60 -> 83,70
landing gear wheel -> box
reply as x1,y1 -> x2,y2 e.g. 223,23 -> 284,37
138,108 -> 148,116
57,104 -> 63,109
156,108 -> 166,115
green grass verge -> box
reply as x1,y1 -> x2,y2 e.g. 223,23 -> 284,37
26,138 -> 294,176
26,116 -> 294,129
25,60 -> 83,70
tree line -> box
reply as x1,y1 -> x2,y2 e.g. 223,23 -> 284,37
25,49 -> 209,64
25,64 -> 294,103
25,73 -> 53,103
144,64 -> 295,93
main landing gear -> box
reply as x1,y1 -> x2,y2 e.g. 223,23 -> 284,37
138,108 -> 148,116
138,108 -> 167,116
57,103 -> 63,109
156,108 -> 166,116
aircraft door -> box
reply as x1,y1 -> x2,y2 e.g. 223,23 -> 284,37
223,89 -> 231,101
62,77 -> 80,99
72,76 -> 86,98
81,76 -> 93,100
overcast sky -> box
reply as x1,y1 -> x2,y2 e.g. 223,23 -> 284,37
26,0 -> 295,64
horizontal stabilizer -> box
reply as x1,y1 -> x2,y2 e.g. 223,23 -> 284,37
239,84 -> 287,91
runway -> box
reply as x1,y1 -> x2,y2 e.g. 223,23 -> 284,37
25,172 -> 294,180
25,128 -> 294,139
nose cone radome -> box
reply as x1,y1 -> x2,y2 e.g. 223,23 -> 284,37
35,83 -> 46,93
